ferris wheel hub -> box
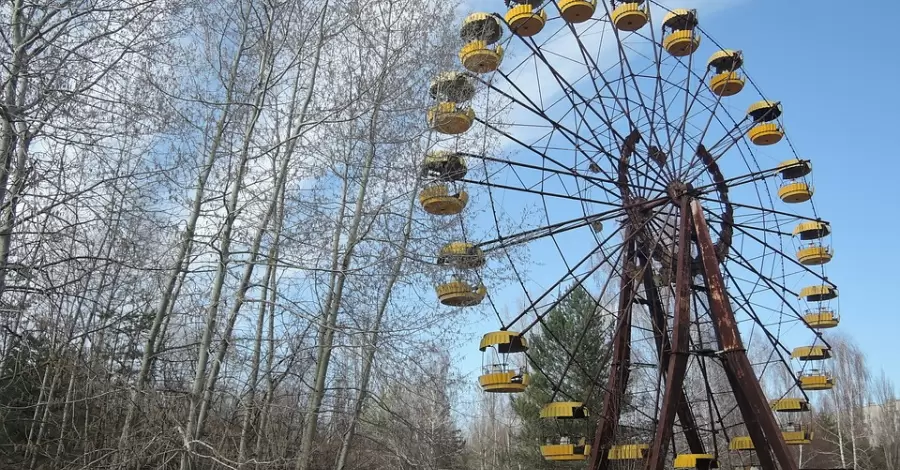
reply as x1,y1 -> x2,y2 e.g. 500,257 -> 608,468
666,180 -> 695,204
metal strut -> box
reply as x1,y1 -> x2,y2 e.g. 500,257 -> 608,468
638,249 -> 705,456
588,231 -> 637,470
691,199 -> 798,470
646,197 -> 696,470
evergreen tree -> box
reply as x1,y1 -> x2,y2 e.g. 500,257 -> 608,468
511,284 -> 614,468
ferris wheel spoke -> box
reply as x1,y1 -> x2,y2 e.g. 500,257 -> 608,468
717,263 -> 814,404
475,115 -> 624,199
688,162 -> 788,197
703,208 -> 831,285
461,151 -> 658,194
510,34 -> 672,190
696,196 -> 820,225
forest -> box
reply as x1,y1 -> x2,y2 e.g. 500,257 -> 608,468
0,1 -> 896,469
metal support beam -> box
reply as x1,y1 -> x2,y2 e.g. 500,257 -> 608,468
691,200 -> 798,470
588,234 -> 637,470
639,251 -> 705,455
646,197 -> 694,470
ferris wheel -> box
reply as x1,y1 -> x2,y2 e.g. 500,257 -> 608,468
422,1 -> 837,469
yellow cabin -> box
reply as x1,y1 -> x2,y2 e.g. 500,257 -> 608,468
429,72 -> 475,103
771,398 -> 810,413
791,345 -> 831,361
729,436 -> 754,451
662,9 -> 701,57
673,453 -> 717,469
747,100 -> 782,122
777,159 -> 812,180
505,2 -> 547,37
611,1 -> 649,31
479,331 -> 529,393
437,279 -> 486,307
438,242 -> 485,270
797,245 -> 832,265
540,402 -> 588,419
800,372 -> 835,391
708,50 -> 745,96
778,182 -> 813,203
800,285 -> 838,302
559,0 -> 596,23
749,122 -> 784,146
539,402 -> 590,461
804,309 -> 840,329
427,102 -> 475,135
422,151 -> 467,181
541,439 -> 591,461
419,184 -> 468,215
459,40 -> 504,74
460,12 -> 503,45
793,221 -> 831,241
782,425 -> 813,445
608,444 -> 649,460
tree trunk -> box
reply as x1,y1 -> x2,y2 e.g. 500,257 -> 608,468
334,171 -> 421,470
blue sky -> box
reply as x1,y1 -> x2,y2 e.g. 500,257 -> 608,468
717,1 -> 900,380
450,0 -> 900,399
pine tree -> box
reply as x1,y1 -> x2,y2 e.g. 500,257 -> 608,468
510,284 -> 614,468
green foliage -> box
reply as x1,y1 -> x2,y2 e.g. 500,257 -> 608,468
510,284 -> 614,468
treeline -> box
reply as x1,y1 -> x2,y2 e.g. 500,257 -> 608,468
0,1 -> 484,469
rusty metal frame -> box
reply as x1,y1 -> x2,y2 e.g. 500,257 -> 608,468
638,252 -> 705,455
645,197 -> 696,470
691,199 -> 798,470
588,232 -> 637,470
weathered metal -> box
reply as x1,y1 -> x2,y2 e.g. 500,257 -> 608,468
691,199 -> 798,470
638,252 -> 705,455
588,234 -> 637,470
646,198 -> 695,470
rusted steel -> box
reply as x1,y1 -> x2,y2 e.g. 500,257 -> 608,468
691,200 -> 798,470
645,198 -> 695,470
589,236 -> 637,470
639,252 -> 705,455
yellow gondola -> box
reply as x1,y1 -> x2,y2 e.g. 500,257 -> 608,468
749,123 -> 784,146
799,371 -> 835,391
796,245 -> 832,265
437,279 -> 486,307
791,345 -> 831,361
662,9 -> 701,56
804,309 -> 840,329
799,285 -> 838,302
793,221 -> 831,240
459,40 -> 504,74
438,242 -> 486,269
559,0 -> 596,23
505,3 -> 547,37
729,436 -> 754,451
478,331 -> 529,392
460,12 -> 503,44
771,398 -> 810,413
419,184 -> 468,215
427,102 -> 475,135
778,182 -> 813,203
608,444 -> 649,460
708,50 -> 745,96
673,453 -> 717,469
611,1 -> 649,31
